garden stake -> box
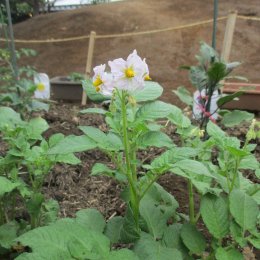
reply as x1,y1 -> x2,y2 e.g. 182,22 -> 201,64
5,0 -> 19,88
212,0 -> 218,50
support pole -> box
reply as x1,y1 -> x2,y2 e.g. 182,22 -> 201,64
212,0 -> 218,50
82,31 -> 96,105
5,0 -> 18,81
221,11 -> 238,62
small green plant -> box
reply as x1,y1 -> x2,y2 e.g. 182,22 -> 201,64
0,47 -> 49,117
0,106 -> 80,255
173,42 -> 253,131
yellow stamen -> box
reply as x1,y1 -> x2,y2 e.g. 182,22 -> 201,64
144,74 -> 151,81
37,83 -> 45,92
93,76 -> 103,87
95,85 -> 101,92
125,67 -> 135,78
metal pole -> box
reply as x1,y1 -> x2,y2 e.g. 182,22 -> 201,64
212,0 -> 218,50
5,0 -> 19,81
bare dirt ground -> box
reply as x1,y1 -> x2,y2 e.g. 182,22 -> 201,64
11,0 -> 260,105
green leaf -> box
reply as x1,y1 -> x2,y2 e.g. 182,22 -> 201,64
80,126 -> 122,151
168,108 -> 191,128
139,201 -> 168,239
151,147 -> 199,169
239,155 -> 259,170
136,101 -> 174,121
171,159 -> 212,178
252,190 -> 260,205
55,153 -> 81,165
80,107 -> 107,115
0,106 -> 22,128
141,183 -> 179,223
48,133 -> 65,147
91,163 -> 114,176
207,62 -> 227,83
200,194 -> 229,239
191,178 -> 222,196
120,206 -> 140,243
256,169 -> 260,179
31,99 -> 49,112
146,123 -> 162,131
215,247 -> 244,260
16,219 -> 110,260
91,163 -> 126,182
162,224 -> 186,252
189,66 -> 207,91
180,223 -> 206,255
134,233 -> 182,260
76,208 -> 106,233
82,79 -> 110,102
79,126 -> 107,143
48,135 -> 96,154
248,236 -> 260,249
172,86 -> 193,106
0,176 -> 19,197
222,110 -> 254,127
105,216 -> 124,244
217,91 -> 243,107
207,121 -> 226,139
137,131 -> 174,149
68,233 -> 109,260
26,193 -> 44,220
230,220 -> 247,247
41,199 -> 60,226
106,132 -> 123,150
0,221 -> 19,249
25,117 -> 49,140
198,42 -> 219,65
107,249 -> 139,260
229,189 -> 258,231
133,81 -> 163,102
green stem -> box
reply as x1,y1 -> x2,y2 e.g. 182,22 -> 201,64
130,148 -> 137,182
121,91 -> 140,230
0,200 -> 6,224
230,158 -> 240,192
188,179 -> 195,224
140,172 -> 160,200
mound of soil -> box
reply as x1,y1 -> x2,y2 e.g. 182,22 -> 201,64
11,0 -> 260,105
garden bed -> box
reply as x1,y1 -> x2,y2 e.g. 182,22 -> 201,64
0,101 -> 259,259
42,101 -> 259,220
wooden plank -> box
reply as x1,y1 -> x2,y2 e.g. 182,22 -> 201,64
82,31 -> 96,105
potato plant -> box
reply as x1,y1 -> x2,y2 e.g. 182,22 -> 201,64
0,50 -> 258,260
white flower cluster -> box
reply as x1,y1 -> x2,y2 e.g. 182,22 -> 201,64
92,50 -> 151,96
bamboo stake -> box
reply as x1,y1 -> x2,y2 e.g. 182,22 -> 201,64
82,31 -> 96,105
221,11 -> 238,62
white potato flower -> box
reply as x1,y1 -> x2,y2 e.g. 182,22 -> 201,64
108,50 -> 150,92
92,64 -> 114,96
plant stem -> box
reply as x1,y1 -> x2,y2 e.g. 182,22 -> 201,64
230,157 -> 240,192
121,91 -> 140,231
0,200 -> 6,224
188,179 -> 195,224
